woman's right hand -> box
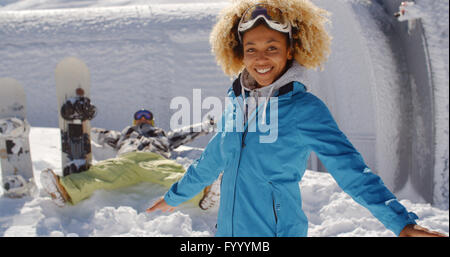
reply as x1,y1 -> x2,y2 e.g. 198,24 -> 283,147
146,197 -> 177,213
399,224 -> 447,237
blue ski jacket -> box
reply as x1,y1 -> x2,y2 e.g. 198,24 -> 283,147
164,65 -> 418,237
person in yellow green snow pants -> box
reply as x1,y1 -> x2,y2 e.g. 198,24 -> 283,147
40,109 -> 217,208
58,151 -> 203,205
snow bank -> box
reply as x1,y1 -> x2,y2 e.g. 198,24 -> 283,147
414,0 -> 449,210
0,3 -> 231,149
0,0 -> 228,11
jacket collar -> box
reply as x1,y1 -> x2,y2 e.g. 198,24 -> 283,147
231,61 -> 308,99
231,76 -> 307,99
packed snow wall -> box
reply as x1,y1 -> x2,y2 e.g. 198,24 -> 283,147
378,0 -> 449,209
0,1 -> 447,207
0,2 -> 232,148
307,0 -> 420,204
311,0 -> 448,209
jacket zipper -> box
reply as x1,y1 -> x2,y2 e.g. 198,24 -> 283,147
272,198 -> 278,224
231,126 -> 248,236
241,101 -> 249,148
230,98 -> 250,236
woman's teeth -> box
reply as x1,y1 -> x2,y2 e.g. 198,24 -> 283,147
256,67 -> 272,74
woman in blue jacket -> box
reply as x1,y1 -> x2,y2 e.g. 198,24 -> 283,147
148,0 -> 445,237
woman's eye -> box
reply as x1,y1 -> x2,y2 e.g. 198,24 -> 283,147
268,46 -> 277,51
246,48 -> 255,53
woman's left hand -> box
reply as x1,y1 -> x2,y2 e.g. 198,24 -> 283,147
146,197 -> 177,213
399,224 -> 447,237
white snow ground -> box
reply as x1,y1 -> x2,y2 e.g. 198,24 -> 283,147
0,0 -> 448,237
0,127 -> 447,237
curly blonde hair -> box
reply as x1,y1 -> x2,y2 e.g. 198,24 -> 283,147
210,0 -> 332,77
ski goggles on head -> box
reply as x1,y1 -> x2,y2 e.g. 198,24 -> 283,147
237,3 -> 292,43
134,110 -> 153,121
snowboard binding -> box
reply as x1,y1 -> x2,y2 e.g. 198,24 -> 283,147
61,125 -> 91,175
63,160 -> 88,176
0,118 -> 28,159
0,117 -> 30,139
60,88 -> 96,121
2,175 -> 37,198
61,97 -> 97,121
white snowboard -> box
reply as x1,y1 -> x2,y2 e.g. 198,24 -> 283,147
55,57 -> 95,176
0,77 -> 36,198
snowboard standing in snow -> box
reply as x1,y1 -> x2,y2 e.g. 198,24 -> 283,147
0,78 -> 37,198
55,57 -> 97,176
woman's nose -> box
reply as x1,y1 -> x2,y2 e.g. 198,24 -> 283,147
255,51 -> 269,62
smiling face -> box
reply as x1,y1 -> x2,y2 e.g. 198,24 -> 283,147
242,24 -> 293,87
